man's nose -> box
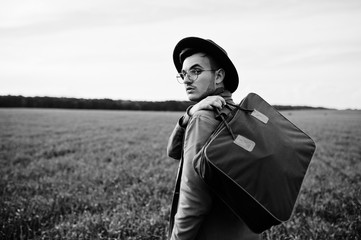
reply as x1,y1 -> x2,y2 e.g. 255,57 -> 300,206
183,74 -> 192,84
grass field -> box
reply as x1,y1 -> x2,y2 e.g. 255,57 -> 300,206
0,108 -> 360,239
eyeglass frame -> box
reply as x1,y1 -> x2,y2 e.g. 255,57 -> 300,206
176,68 -> 218,84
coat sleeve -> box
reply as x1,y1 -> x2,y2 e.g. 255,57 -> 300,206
171,111 -> 219,240
167,106 -> 194,160
167,117 -> 186,160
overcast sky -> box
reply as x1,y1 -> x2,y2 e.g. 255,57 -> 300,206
1,0 -> 360,109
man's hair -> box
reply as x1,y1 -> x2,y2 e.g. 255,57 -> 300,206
180,48 -> 221,70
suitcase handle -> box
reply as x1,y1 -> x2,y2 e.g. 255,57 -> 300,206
227,102 -> 254,113
214,107 -> 236,139
214,103 -> 253,140
214,102 -> 256,140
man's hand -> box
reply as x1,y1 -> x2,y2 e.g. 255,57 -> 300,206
189,96 -> 226,116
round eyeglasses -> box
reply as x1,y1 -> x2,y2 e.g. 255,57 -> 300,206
176,69 -> 217,84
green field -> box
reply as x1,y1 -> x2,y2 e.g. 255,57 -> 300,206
1,109 -> 360,239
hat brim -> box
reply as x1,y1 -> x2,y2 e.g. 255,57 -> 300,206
173,37 -> 238,93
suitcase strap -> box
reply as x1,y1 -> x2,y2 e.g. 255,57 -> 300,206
214,103 -> 253,140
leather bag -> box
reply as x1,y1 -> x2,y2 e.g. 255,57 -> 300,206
193,93 -> 316,233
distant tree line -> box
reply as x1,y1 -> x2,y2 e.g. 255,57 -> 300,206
0,95 -> 327,111
0,95 -> 193,111
271,105 -> 327,111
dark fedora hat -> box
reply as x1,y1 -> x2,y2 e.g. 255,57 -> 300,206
173,37 -> 239,93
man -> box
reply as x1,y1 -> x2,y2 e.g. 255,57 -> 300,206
167,37 -> 260,239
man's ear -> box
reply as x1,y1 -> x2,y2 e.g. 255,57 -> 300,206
215,68 -> 225,85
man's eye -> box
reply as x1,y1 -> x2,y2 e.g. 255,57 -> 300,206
191,69 -> 202,75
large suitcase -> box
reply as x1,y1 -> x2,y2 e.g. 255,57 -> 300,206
193,93 -> 316,233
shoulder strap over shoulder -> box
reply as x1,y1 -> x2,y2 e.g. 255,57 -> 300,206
214,102 -> 236,120
213,105 -> 237,139
213,100 -> 254,140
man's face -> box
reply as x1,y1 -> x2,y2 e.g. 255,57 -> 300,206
181,53 -> 217,102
